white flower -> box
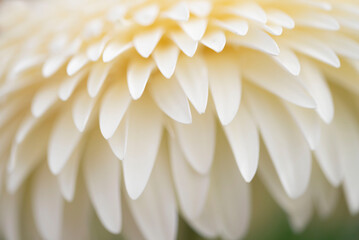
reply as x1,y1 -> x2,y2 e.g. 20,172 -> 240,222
0,0 -> 358,239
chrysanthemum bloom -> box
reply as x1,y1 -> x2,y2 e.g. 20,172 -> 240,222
0,0 -> 358,239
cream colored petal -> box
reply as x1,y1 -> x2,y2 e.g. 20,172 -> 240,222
108,117 -> 128,160
48,109 -> 82,175
58,142 -> 83,202
133,28 -> 163,58
83,130 -> 122,234
300,59 -> 334,123
161,2 -> 189,21
72,89 -> 97,132
242,52 -> 315,108
179,19 -> 208,41
200,31 -> 226,53
133,4 -> 159,26
246,85 -> 311,198
31,83 -> 59,117
207,54 -> 241,125
126,142 -> 177,240
127,58 -> 154,100
285,103 -> 321,150
224,105 -> 259,182
99,82 -> 131,139
175,55 -> 208,114
153,44 -> 179,79
149,75 -> 192,124
87,61 -> 112,98
169,137 -> 209,219
170,31 -> 198,57
175,110 -> 215,174
229,28 -> 279,55
123,99 -> 163,199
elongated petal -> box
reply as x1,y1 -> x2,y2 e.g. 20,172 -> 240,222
175,55 -> 208,114
127,58 -> 154,100
126,143 -> 177,240
83,130 -> 122,234
175,110 -> 215,174
123,99 -> 163,199
242,51 -> 315,108
149,75 -> 192,124
224,105 -> 259,182
207,54 -> 241,125
169,138 -> 209,219
99,82 -> 131,139
246,85 -> 311,198
48,109 -> 83,175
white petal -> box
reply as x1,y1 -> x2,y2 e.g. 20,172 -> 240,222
102,41 -> 133,63
242,52 -> 315,108
83,130 -> 122,234
224,105 -> 259,182
179,19 -> 208,41
108,116 -> 128,160
149,75 -> 192,124
31,83 -> 59,117
207,54 -> 241,125
267,10 -> 295,29
162,2 -> 189,21
133,4 -> 159,26
294,12 -> 339,30
48,109 -> 82,175
169,31 -> 198,57
259,145 -> 313,232
32,165 -> 63,240
314,122 -> 343,187
153,44 -> 179,79
175,110 -> 215,174
58,142 -> 83,202
229,28 -> 279,55
246,85 -> 312,198
213,19 -> 248,36
187,1 -> 212,17
320,33 -> 359,60
133,28 -> 163,58
283,33 -> 340,68
86,36 -> 109,61
127,58 -> 154,100
126,143 -> 177,240
42,53 -> 69,78
200,31 -> 226,53
67,53 -> 88,76
191,130 -> 250,239
87,61 -> 112,98
230,2 -> 267,23
285,103 -> 321,150
273,45 -> 301,76
123,99 -> 163,199
72,90 -> 97,132
169,138 -> 209,219
58,71 -> 86,101
7,120 -> 51,193
300,59 -> 334,123
175,55 -> 208,114
99,82 -> 131,139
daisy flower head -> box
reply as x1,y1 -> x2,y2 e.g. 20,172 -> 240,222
0,0 -> 359,239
